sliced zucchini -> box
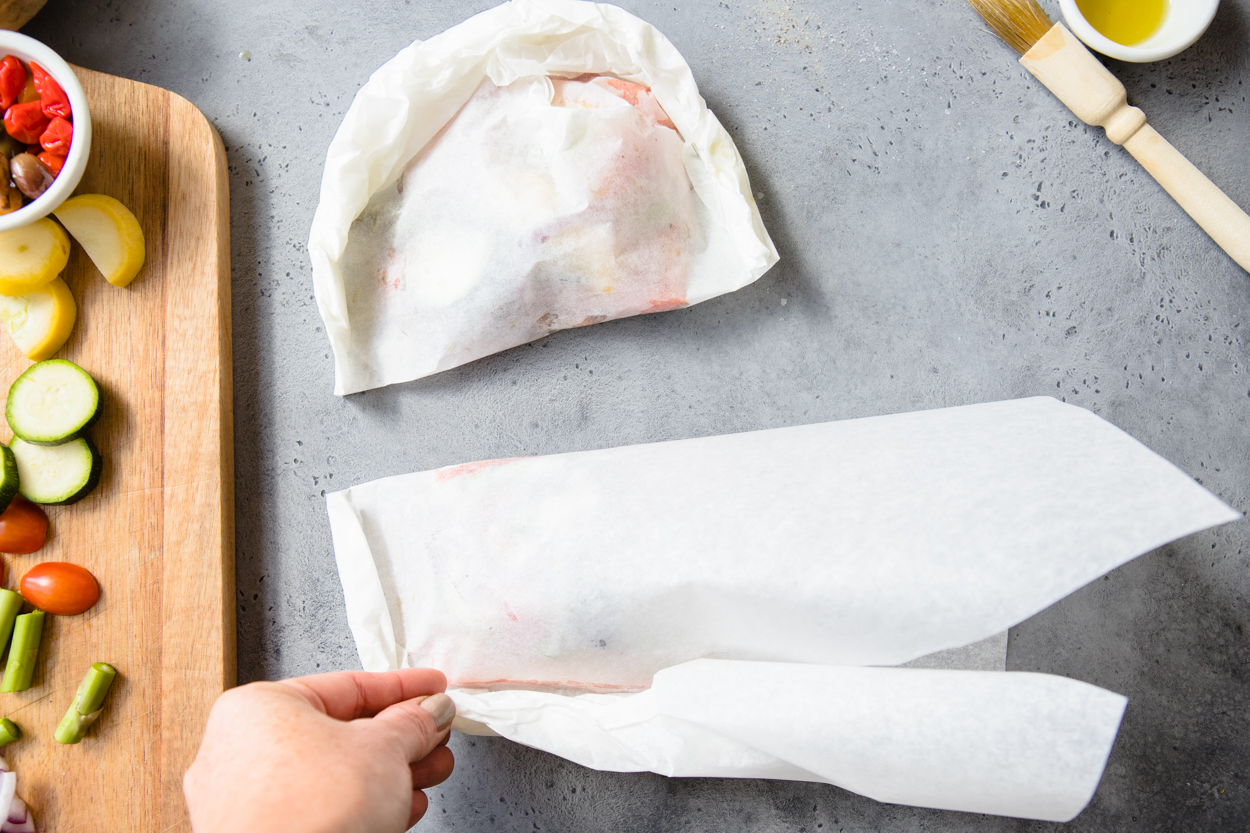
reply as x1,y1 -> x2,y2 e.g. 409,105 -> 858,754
0,445 -> 18,513
11,436 -> 100,505
6,359 -> 100,445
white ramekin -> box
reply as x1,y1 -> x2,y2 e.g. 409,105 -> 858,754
0,30 -> 91,233
1059,0 -> 1221,63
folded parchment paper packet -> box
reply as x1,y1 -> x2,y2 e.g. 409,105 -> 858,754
309,0 -> 777,394
328,397 -> 1239,819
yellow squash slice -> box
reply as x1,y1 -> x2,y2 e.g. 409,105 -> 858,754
52,194 -> 146,288
0,218 -> 70,296
0,277 -> 77,361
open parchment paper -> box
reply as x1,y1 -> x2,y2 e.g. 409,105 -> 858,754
327,397 -> 1239,819
309,0 -> 777,394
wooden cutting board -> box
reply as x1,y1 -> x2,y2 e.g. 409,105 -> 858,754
0,67 -> 233,830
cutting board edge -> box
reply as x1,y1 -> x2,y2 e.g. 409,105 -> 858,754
155,83 -> 234,831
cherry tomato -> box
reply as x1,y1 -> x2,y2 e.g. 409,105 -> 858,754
3,101 -> 48,144
38,117 -> 70,156
20,562 -> 99,615
0,56 -> 25,111
0,496 -> 47,554
29,63 -> 69,121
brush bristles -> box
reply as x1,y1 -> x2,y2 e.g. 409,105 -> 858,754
968,0 -> 1054,54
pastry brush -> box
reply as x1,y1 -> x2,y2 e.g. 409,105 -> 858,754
968,0 -> 1250,272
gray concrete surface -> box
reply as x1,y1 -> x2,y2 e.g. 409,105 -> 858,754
30,0 -> 1249,829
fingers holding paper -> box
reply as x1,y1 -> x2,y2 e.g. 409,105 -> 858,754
369,688 -> 457,763
283,666 -> 448,720
353,676 -> 457,826
387,698 -> 456,827
184,669 -> 456,833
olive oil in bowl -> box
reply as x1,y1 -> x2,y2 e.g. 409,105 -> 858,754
1074,0 -> 1169,45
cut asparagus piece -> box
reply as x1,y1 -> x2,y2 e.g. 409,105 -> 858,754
54,662 -> 117,744
0,611 -> 43,693
0,719 -> 19,747
0,592 -> 21,660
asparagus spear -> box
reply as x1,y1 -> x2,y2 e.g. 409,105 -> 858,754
54,662 -> 117,744
0,611 -> 43,693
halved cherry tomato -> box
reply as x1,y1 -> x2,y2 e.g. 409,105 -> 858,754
39,117 -> 70,156
3,101 -> 48,144
30,62 -> 69,120
20,562 -> 99,615
0,56 -> 25,111
0,496 -> 47,554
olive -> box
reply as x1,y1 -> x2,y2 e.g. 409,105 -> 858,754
10,153 -> 52,200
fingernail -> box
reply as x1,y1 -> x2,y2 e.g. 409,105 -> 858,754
420,693 -> 456,731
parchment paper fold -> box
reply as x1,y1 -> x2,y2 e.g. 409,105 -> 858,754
450,661 -> 1129,823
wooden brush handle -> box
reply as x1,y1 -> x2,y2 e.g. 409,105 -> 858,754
1120,126 -> 1250,271
1021,24 -> 1250,272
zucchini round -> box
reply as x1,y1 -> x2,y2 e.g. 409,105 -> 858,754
6,360 -> 100,446
11,436 -> 100,505
0,445 -> 18,514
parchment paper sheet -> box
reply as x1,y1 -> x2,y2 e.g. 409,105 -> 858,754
309,0 -> 778,394
327,397 -> 1240,819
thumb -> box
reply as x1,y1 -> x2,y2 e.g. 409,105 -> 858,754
369,692 -> 456,763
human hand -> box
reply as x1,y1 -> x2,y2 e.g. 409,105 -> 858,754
184,668 -> 456,833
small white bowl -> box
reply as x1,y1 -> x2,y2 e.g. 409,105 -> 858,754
0,31 -> 91,233
1060,0 -> 1220,63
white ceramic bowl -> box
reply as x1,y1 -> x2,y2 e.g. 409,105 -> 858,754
1060,0 -> 1221,63
0,30 -> 91,233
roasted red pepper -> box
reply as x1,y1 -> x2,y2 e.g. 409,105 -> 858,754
30,62 -> 69,120
39,116 -> 70,157
0,56 -> 25,111
4,101 -> 48,144
37,151 -> 63,175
